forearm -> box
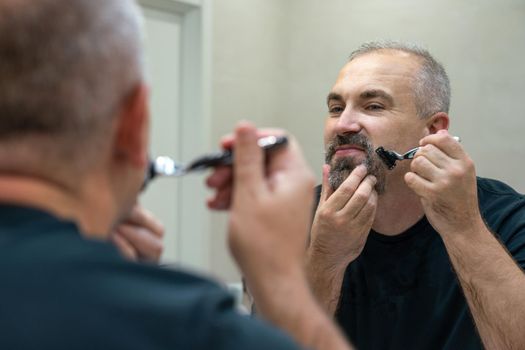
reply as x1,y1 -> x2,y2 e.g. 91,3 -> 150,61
247,268 -> 353,350
442,222 -> 525,349
305,248 -> 348,315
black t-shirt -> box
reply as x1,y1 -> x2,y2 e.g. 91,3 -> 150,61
0,205 -> 301,350
314,177 -> 525,350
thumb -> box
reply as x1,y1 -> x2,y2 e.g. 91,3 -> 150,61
232,122 -> 264,192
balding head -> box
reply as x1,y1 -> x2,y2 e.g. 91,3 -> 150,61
0,0 -> 144,176
349,41 -> 450,119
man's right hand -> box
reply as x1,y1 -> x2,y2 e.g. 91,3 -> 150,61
307,163 -> 378,314
207,122 -> 354,350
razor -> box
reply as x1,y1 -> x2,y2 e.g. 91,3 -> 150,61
375,136 -> 461,170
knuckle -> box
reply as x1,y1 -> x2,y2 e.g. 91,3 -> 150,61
353,191 -> 368,203
465,157 -> 475,172
339,182 -> 357,197
419,145 -> 430,154
449,165 -> 466,179
333,215 -> 346,228
317,208 -> 337,224
412,156 -> 425,168
316,208 -> 329,220
439,177 -> 450,189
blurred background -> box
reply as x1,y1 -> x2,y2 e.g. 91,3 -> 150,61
137,0 -> 525,283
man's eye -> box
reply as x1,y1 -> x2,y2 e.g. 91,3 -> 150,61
329,106 -> 344,114
365,104 -> 384,111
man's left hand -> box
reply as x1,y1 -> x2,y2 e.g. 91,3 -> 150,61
111,205 -> 165,262
405,130 -> 483,236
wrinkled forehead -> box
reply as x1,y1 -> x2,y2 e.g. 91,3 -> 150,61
332,51 -> 421,96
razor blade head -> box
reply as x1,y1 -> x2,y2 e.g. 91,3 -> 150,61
375,147 -> 397,170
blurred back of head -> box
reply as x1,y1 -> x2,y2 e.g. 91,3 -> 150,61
0,0 -> 143,177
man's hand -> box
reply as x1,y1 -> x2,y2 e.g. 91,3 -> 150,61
111,205 -> 165,262
310,164 -> 378,267
405,130 -> 483,236
207,122 -> 353,350
225,123 -> 315,280
307,163 -> 377,313
406,132 -> 525,350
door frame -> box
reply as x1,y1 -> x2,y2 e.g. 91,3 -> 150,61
138,0 -> 212,270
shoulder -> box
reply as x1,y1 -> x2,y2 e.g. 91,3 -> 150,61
476,177 -> 525,266
5,242 -> 299,349
0,208 -> 300,349
477,177 -> 525,218
85,264 -> 300,349
477,177 -> 524,198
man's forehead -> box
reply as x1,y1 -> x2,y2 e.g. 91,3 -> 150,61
339,51 -> 419,79
330,51 -> 419,98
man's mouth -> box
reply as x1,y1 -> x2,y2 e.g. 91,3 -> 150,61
333,145 -> 366,158
325,134 -> 373,164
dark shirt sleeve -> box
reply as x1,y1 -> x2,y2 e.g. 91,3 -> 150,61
87,263 -> 303,350
498,205 -> 525,269
478,178 -> 525,269
200,305 -> 302,350
0,207 -> 303,350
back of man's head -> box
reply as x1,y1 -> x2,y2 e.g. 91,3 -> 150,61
0,0 -> 143,177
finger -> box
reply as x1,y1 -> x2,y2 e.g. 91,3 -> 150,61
340,174 -> 377,219
207,185 -> 232,210
324,164 -> 368,211
206,165 -> 233,189
319,164 -> 334,203
414,144 -> 450,170
232,122 -> 265,192
264,133 -> 316,195
111,233 -> 138,261
419,130 -> 463,160
264,131 -> 303,176
410,154 -> 443,182
126,206 -> 164,238
354,190 -> 378,227
220,133 -> 235,150
404,171 -> 434,198
115,224 -> 163,262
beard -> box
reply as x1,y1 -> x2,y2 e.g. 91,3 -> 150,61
325,133 -> 386,194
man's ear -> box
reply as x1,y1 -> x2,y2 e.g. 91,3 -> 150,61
426,112 -> 449,135
114,83 -> 149,169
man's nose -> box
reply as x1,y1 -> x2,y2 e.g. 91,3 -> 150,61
333,107 -> 362,135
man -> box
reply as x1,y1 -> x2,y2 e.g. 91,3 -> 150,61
0,0 -> 352,349
306,42 -> 525,349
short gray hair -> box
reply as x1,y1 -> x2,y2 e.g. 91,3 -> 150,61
349,41 -> 450,118
0,0 -> 143,168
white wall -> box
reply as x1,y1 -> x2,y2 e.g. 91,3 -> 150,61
281,0 -> 525,194
209,0 -> 291,281
208,0 -> 525,282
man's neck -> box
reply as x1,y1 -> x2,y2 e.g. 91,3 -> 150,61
0,175 -> 116,238
372,175 -> 425,236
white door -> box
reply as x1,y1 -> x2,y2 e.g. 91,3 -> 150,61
139,6 -> 182,263
137,0 -> 211,269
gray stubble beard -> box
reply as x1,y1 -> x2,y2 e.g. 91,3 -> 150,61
325,134 -> 386,194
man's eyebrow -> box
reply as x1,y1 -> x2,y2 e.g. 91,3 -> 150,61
359,89 -> 394,105
326,92 -> 344,105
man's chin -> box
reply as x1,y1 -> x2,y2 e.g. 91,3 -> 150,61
328,157 -> 386,194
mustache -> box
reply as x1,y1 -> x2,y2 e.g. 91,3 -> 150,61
325,134 -> 374,163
